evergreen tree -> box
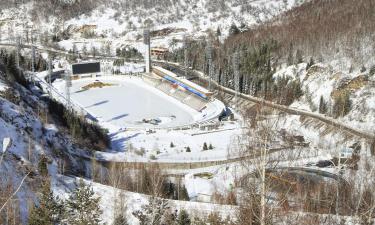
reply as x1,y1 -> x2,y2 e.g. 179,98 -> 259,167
29,181 -> 65,225
202,142 -> 208,151
38,155 -> 49,177
239,22 -> 247,32
296,49 -> 303,64
207,212 -> 223,225
287,43 -> 294,66
229,23 -> 240,36
105,43 -> 111,56
116,48 -> 121,57
178,186 -> 190,201
66,179 -> 102,225
319,96 -> 328,114
113,214 -> 128,225
360,65 -> 367,73
82,44 -> 88,56
163,210 -> 177,225
177,209 -> 191,225
307,57 -> 315,70
91,46 -> 98,57
133,197 -> 168,225
72,43 -> 78,54
216,27 -> 221,37
370,65 -> 375,76
349,65 -> 354,73
332,92 -> 352,118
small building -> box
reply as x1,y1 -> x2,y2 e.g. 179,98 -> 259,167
76,24 -> 97,34
340,148 -> 353,159
151,47 -> 169,58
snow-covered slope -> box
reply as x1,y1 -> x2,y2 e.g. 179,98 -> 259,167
0,76 -> 94,223
273,62 -> 375,133
0,0 -> 307,52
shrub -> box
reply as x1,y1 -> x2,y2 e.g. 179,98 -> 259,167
134,148 -> 146,156
202,142 -> 208,151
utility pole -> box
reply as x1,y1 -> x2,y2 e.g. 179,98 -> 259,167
48,56 -> 53,98
31,33 -> 35,73
206,40 -> 213,90
16,36 -> 21,69
8,22 -> 14,44
65,70 -> 72,109
143,29 -> 151,73
232,51 -> 240,108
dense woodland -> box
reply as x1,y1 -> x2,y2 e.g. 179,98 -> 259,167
166,0 -> 374,116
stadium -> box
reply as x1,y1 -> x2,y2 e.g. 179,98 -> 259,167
51,62 -> 227,130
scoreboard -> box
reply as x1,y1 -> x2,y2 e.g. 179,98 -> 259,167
72,62 -> 101,75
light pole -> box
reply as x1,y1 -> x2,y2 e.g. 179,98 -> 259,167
143,29 -> 151,73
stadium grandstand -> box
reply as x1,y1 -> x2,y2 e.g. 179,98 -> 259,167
142,66 -> 214,111
152,66 -> 214,99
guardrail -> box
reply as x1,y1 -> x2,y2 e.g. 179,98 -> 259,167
30,72 -> 90,118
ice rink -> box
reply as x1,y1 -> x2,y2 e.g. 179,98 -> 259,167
65,77 -> 202,128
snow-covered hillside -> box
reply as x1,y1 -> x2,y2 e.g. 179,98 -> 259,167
0,0 -> 307,53
273,63 -> 375,133
0,74 -> 98,223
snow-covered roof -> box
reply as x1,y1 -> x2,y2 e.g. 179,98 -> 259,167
153,66 -> 213,95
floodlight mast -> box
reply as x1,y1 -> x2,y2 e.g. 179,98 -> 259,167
48,56 -> 53,98
31,32 -> 36,73
143,29 -> 151,73
65,70 -> 72,109
206,40 -> 213,90
16,36 -> 21,69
